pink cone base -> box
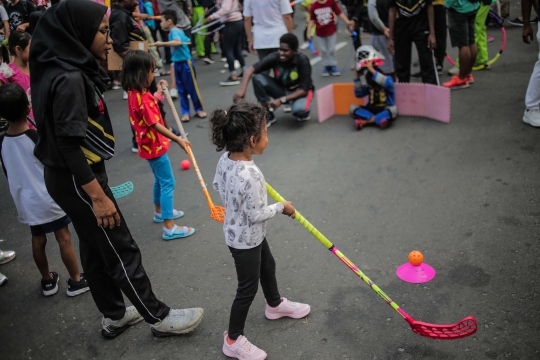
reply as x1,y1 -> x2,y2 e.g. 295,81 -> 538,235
396,262 -> 436,284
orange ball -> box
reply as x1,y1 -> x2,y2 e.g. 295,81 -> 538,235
408,251 -> 424,266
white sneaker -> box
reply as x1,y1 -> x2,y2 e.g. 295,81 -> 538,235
122,91 -> 128,100
523,108 -> 540,127
282,105 -> 292,113
447,66 -> 459,76
150,308 -> 204,337
223,60 -> 241,69
112,83 -> 121,90
222,332 -> 267,360
296,115 -> 311,122
101,306 -> 144,339
0,273 -> 7,286
0,240 -> 16,264
170,88 -> 179,99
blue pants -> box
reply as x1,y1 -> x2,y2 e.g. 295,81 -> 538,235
148,153 -> 175,220
354,107 -> 393,127
173,60 -> 204,115
252,74 -> 312,119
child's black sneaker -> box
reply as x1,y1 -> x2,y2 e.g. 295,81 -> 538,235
67,273 -> 90,297
266,111 -> 277,128
219,77 -> 240,86
41,272 -> 59,296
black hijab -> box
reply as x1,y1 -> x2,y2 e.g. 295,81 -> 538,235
30,0 -> 108,124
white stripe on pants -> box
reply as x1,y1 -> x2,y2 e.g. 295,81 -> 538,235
316,33 -> 337,67
525,26 -> 540,109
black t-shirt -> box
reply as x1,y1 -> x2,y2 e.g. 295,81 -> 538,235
7,0 -> 36,32
390,0 -> 431,34
34,71 -> 114,175
110,4 -> 146,53
253,52 -> 314,92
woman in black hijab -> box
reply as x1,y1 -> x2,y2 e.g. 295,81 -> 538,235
30,0 -> 203,339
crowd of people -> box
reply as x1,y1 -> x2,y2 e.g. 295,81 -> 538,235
0,0 -> 539,359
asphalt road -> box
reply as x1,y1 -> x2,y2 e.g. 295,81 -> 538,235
1,9 -> 539,360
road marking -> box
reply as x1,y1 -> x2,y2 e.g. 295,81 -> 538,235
309,41 -> 349,66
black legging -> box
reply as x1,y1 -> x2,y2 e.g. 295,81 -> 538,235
228,239 -> 281,340
433,4 -> 447,67
222,20 -> 245,75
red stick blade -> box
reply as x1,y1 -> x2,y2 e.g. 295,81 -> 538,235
409,316 -> 477,340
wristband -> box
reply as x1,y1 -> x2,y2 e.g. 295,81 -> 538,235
153,92 -> 164,102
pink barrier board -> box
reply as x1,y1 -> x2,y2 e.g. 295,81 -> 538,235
316,83 -> 451,123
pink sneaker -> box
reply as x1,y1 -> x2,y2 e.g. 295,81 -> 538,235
265,297 -> 311,320
222,332 -> 267,360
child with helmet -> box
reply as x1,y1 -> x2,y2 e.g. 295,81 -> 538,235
349,45 -> 398,130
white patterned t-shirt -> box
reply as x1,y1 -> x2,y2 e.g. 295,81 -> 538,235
213,152 -> 284,249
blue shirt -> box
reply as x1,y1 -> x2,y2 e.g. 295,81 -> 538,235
143,2 -> 155,30
169,28 -> 191,63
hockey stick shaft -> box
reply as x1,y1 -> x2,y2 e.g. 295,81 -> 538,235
266,183 -> 410,320
163,87 -> 217,209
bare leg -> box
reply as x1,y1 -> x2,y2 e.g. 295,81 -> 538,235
32,234 -> 53,280
54,226 -> 80,282
458,46 -> 471,80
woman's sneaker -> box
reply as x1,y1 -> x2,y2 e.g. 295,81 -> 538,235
66,273 -> 90,297
265,297 -> 311,320
41,271 -> 59,296
101,306 -> 144,339
222,332 -> 267,360
322,66 -> 330,77
151,308 -> 204,337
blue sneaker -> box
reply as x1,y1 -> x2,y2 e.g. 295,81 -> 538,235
330,66 -> 341,76
153,209 -> 184,223
322,67 -> 330,77
162,225 -> 196,240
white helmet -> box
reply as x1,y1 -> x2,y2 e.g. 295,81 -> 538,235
355,45 -> 385,70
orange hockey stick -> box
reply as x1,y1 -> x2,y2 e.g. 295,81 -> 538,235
163,87 -> 225,223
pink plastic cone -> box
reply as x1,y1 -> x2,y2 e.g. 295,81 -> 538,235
396,262 -> 436,284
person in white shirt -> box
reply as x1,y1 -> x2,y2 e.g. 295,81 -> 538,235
0,83 -> 89,297
0,3 -> 10,41
211,102 -> 310,360
243,0 -> 293,64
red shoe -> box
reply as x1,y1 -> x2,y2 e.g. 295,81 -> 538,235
466,73 -> 474,84
442,75 -> 469,89
355,119 -> 364,130
378,119 -> 389,129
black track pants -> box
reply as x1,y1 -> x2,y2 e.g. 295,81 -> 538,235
45,162 -> 170,323
394,30 -> 437,84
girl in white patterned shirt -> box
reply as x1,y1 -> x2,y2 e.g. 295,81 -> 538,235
211,102 -> 310,360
